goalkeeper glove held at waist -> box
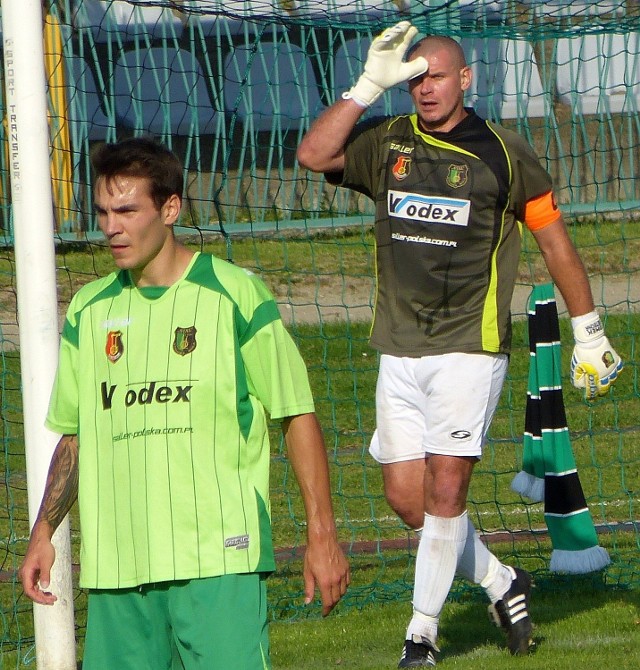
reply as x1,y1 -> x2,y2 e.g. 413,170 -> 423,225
570,311 -> 623,400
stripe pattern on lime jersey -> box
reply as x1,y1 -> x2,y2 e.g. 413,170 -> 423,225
46,252 -> 315,589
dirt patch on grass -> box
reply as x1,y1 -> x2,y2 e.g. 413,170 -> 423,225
276,274 -> 638,325
2,274 -> 636,351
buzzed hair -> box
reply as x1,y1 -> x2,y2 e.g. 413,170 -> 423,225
91,136 -> 184,211
406,35 -> 467,69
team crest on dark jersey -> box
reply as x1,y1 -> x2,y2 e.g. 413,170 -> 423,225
173,326 -> 197,356
392,156 -> 411,181
105,330 -> 124,363
446,164 -> 469,188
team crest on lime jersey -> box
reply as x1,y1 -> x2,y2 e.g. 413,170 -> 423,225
392,156 -> 411,181
105,330 -> 124,363
173,326 -> 197,356
446,164 -> 469,189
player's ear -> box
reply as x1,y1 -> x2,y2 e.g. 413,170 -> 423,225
460,65 -> 472,92
162,193 -> 182,227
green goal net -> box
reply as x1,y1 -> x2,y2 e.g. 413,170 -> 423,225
1,0 -> 639,664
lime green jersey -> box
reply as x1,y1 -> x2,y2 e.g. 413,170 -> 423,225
46,252 -> 315,589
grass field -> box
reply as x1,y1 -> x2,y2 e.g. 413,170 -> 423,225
0,220 -> 638,667
270,586 -> 640,669
1,536 -> 639,668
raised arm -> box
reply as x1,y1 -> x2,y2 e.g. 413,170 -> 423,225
297,21 -> 428,174
533,217 -> 623,399
19,434 -> 79,605
296,99 -> 366,174
281,412 -> 350,616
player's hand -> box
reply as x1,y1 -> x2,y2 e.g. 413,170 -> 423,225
18,523 -> 58,605
570,311 -> 623,400
343,21 -> 428,108
303,535 -> 350,616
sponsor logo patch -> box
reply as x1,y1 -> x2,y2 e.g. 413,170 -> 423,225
585,320 -> 603,337
391,232 -> 457,247
450,430 -> 472,440
602,351 -> 615,367
225,534 -> 250,550
101,381 -> 193,410
389,142 -> 413,154
102,317 -> 131,329
388,190 -> 470,226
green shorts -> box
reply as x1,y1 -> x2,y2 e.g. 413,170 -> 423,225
82,573 -> 271,670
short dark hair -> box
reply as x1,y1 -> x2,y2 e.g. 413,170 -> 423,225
90,137 -> 184,211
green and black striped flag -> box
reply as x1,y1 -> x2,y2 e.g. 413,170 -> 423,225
511,283 -> 610,574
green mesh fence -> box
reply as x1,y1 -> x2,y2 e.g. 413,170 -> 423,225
1,0 -> 639,666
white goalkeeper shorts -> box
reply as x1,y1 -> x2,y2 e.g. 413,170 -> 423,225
369,352 -> 508,463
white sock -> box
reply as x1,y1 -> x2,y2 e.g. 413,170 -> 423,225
456,517 -> 513,603
481,562 -> 514,604
407,511 -> 468,643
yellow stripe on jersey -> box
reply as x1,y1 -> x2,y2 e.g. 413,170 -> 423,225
481,125 -> 514,353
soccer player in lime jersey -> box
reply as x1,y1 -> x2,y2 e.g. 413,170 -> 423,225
19,137 -> 350,669
298,22 -> 622,667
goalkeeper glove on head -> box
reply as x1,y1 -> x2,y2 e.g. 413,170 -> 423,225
570,311 -> 623,400
343,21 -> 428,108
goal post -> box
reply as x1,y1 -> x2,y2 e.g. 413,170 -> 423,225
1,0 -> 76,666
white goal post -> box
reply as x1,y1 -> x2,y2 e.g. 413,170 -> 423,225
1,0 -> 76,667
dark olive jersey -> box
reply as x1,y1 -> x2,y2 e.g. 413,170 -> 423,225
329,111 -> 552,356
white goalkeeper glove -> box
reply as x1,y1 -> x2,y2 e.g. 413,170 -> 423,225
570,311 -> 623,400
342,21 -> 428,108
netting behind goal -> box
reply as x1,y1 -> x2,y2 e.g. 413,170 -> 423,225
1,0 -> 639,664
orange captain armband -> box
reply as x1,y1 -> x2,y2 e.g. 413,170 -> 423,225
524,191 -> 561,232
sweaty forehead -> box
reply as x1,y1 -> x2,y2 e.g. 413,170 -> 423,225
95,175 -> 151,201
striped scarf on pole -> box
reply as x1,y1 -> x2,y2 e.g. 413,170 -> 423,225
511,283 -> 610,574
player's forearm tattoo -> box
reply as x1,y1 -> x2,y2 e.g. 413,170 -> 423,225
36,434 -> 79,531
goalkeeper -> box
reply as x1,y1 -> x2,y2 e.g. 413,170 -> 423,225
297,22 -> 622,667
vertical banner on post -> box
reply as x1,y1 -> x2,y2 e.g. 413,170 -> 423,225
1,0 -> 76,668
